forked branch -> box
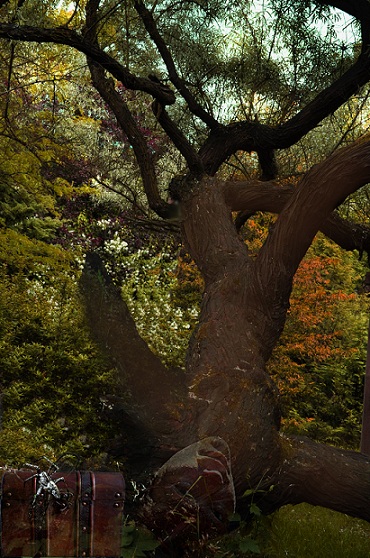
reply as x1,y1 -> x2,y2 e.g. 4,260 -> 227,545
223,178 -> 370,256
259,139 -> 370,274
134,0 -> 219,130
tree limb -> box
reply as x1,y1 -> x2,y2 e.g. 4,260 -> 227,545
258,434 -> 370,522
199,49 -> 370,173
0,23 -> 175,105
134,0 -> 219,130
80,253 -> 187,432
152,100 -> 204,175
89,62 -> 175,215
314,0 -> 370,46
250,139 -> 370,333
84,1 -> 173,218
224,177 -> 370,256
314,0 -> 370,22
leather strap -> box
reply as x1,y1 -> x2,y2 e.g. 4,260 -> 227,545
30,475 -> 48,557
79,472 -> 92,557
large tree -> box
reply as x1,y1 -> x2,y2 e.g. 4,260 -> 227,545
3,0 -> 370,550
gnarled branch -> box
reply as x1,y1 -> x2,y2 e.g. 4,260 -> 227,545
0,23 -> 175,105
224,178 -> 370,256
199,50 -> 370,173
84,1 -> 173,218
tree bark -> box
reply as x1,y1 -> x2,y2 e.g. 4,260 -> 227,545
78,138 -> 370,548
263,435 -> 370,521
135,141 -> 370,541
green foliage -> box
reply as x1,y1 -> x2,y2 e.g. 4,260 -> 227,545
120,248 -> 200,368
266,504 -> 370,558
0,133 -> 66,241
121,520 -> 159,558
0,227 -> 70,274
178,504 -> 370,557
0,228 -> 119,466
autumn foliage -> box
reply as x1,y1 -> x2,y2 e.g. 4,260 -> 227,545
269,238 -> 367,447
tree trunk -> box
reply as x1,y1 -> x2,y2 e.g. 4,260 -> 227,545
3,0 -> 370,550
142,143 -> 370,539
82,142 -> 370,549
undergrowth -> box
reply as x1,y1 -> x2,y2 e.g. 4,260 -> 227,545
178,504 -> 370,558
265,503 -> 370,558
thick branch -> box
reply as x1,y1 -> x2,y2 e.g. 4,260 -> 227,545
181,177 -> 250,283
84,0 -> 101,39
320,211 -> 370,256
257,148 -> 278,180
234,139 -> 370,352
259,435 -> 370,522
277,50 -> 370,146
223,179 -> 293,213
316,0 -> 370,21
88,62 -> 173,217
199,49 -> 370,173
223,178 -> 370,255
315,0 -> 370,45
80,253 -> 187,435
0,23 -> 175,105
259,138 -> 370,278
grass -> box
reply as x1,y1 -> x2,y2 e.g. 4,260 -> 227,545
183,503 -> 370,557
260,503 -> 370,558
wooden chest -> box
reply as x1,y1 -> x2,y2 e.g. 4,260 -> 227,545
1,470 -> 125,557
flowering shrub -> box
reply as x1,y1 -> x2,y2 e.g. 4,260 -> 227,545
55,191 -> 201,367
119,249 -> 200,367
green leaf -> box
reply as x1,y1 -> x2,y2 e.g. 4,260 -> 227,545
249,503 -> 262,517
228,511 -> 242,522
121,534 -> 135,547
123,521 -> 136,534
239,537 -> 260,554
243,488 -> 256,497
